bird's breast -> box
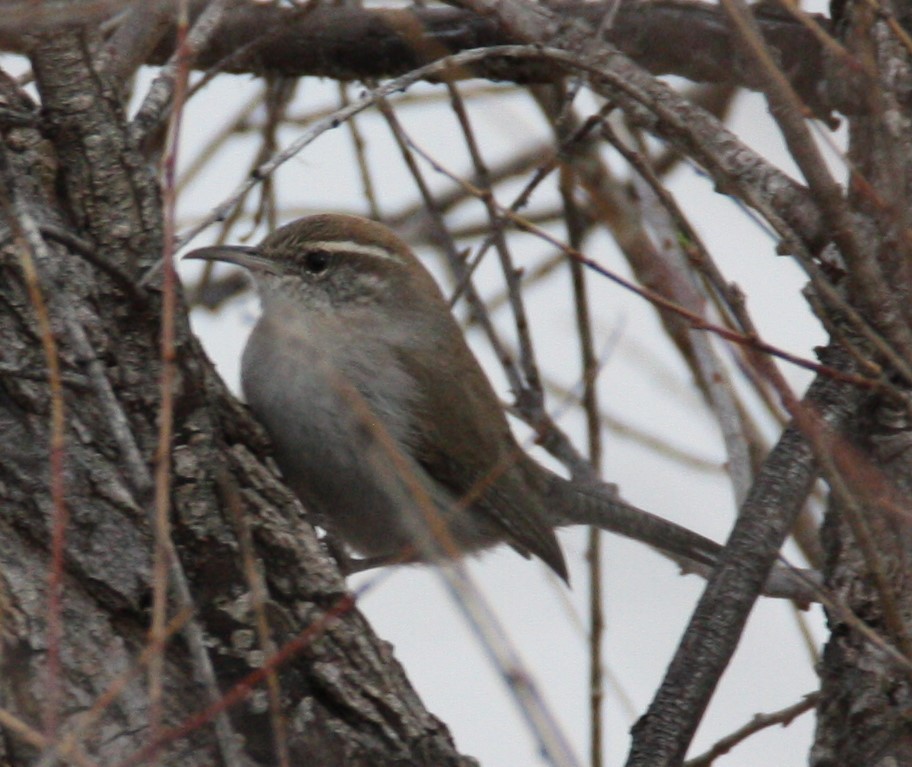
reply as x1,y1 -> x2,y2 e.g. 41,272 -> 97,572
238,312 -> 436,557
241,313 -> 419,454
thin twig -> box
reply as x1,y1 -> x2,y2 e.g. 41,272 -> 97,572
130,0 -> 237,141
340,83 -> 382,221
817,445 -> 912,657
0,707 -> 98,767
861,0 -> 912,55
324,369 -> 582,767
684,693 -> 819,767
720,0 -> 912,362
162,42 -> 821,272
560,161 -> 606,767
784,557 -> 912,674
374,95 -> 526,398
35,610 -> 193,767
403,137 -> 880,392
251,77 -> 297,233
444,77 -> 543,398
605,123 -> 757,503
449,104 -> 613,309
112,586 -> 369,767
148,4 -> 190,763
0,160 -> 69,741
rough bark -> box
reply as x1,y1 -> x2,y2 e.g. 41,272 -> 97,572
811,4 -> 912,764
0,27 -> 469,767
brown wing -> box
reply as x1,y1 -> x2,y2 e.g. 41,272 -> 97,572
393,323 -> 567,580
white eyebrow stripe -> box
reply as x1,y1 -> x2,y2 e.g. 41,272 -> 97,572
301,240 -> 404,263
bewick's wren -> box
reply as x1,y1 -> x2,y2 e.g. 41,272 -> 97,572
188,215 -> 722,582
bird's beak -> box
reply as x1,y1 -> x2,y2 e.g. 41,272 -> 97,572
183,245 -> 280,275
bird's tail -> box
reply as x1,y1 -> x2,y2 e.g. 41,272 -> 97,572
541,472 -> 722,568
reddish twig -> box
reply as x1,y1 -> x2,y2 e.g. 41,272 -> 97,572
113,574 -> 397,767
35,609 -> 192,767
0,148 -> 70,741
8,218 -> 67,740
148,3 -> 190,762
404,139 -> 880,392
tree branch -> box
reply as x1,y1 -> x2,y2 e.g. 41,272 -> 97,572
0,1 -> 843,115
626,345 -> 864,766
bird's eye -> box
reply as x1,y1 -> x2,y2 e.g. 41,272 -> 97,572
303,250 -> 331,274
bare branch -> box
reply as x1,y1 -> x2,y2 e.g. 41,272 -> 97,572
626,346 -> 863,766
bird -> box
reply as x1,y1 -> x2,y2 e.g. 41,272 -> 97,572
186,214 -> 722,582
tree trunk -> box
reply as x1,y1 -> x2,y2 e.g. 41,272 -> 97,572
0,28 -> 468,767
